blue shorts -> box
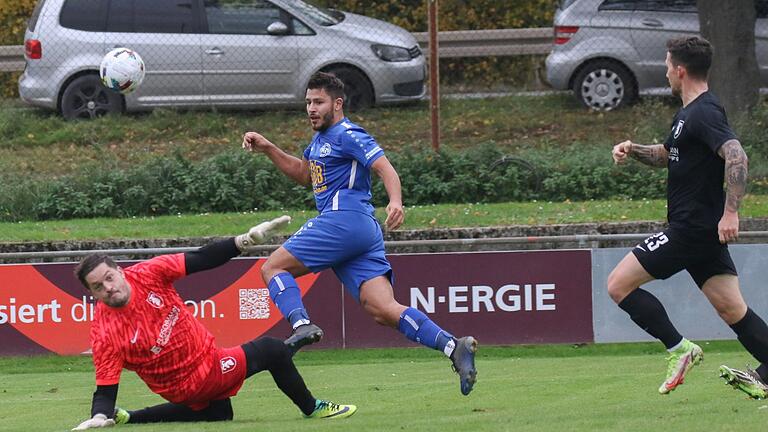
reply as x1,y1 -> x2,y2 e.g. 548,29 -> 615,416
283,211 -> 392,300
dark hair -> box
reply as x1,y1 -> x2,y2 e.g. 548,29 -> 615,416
74,254 -> 117,289
307,71 -> 345,102
666,36 -> 712,80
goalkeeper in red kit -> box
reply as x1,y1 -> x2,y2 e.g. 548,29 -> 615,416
71,216 -> 356,430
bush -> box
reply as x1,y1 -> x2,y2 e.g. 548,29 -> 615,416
0,143 -> 674,222
0,0 -> 33,97
0,0 -> 36,45
26,152 -> 314,220
313,0 -> 556,32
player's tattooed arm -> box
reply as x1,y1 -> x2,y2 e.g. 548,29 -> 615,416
629,143 -> 669,168
718,139 -> 749,213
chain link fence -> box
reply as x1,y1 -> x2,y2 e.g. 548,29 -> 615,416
548,0 -> 768,110
18,0 -> 429,119
6,0 -> 768,117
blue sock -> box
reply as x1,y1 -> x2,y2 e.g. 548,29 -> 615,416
398,307 -> 456,357
268,272 -> 309,329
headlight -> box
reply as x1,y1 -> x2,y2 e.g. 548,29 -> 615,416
371,44 -> 412,62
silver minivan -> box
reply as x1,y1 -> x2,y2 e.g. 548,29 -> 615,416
546,0 -> 768,110
19,0 -> 426,119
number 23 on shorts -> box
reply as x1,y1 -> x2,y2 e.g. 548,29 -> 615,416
644,232 -> 669,252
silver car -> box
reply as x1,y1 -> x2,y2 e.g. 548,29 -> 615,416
546,0 -> 768,110
19,0 -> 425,119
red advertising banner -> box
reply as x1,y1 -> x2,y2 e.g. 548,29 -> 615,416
0,250 -> 592,356
0,259 -> 332,355
345,250 -> 594,347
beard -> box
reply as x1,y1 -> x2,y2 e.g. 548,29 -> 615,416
103,289 -> 130,307
312,110 -> 335,131
104,296 -> 128,308
670,82 -> 681,98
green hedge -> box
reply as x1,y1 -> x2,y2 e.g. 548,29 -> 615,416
312,0 -> 556,32
5,138 -> 766,222
0,0 -> 34,97
0,143 -> 673,222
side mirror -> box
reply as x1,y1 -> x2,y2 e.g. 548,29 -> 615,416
267,22 -> 289,36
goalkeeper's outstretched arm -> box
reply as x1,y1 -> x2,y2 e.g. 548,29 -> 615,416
71,384 -> 118,430
184,215 -> 292,274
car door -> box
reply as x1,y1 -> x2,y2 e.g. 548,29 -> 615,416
201,0 -> 299,106
589,0 -> 637,65
629,0 -> 699,89
591,0 -> 634,32
105,0 -> 203,107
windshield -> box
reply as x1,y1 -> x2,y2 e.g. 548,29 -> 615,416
282,0 -> 343,26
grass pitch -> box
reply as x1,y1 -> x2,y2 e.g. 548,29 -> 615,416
0,341 -> 765,431
3,195 -> 768,242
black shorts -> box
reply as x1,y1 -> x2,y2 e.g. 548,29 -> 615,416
632,228 -> 737,288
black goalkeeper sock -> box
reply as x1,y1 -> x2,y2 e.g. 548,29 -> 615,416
729,308 -> 768,376
618,288 -> 683,350
128,399 -> 233,423
242,337 -> 316,416
756,364 -> 768,383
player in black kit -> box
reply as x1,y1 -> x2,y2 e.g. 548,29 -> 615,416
608,36 -> 768,399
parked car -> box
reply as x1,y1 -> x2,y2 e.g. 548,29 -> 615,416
19,0 -> 425,119
546,0 -> 768,110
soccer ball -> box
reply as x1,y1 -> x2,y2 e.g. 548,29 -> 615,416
99,48 -> 145,94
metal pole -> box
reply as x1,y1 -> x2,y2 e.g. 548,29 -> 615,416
428,0 -> 440,152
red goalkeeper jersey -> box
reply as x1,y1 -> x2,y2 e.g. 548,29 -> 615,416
91,254 -> 216,403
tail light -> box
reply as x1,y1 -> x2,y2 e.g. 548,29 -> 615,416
25,39 -> 42,59
554,26 -> 579,45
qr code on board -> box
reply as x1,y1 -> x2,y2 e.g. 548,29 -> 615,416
238,289 -> 270,320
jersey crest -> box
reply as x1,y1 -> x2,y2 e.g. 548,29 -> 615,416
673,119 -> 685,139
319,142 -> 332,157
221,356 -> 237,374
146,292 -> 164,309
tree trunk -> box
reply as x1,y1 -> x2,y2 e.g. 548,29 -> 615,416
698,0 -> 760,117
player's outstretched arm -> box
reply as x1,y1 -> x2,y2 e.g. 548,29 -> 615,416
242,131 -> 311,186
613,140 -> 668,167
717,139 -> 748,243
371,156 -> 404,230
185,216 -> 292,274
72,384 -> 119,430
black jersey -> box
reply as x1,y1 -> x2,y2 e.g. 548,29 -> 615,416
663,91 -> 737,233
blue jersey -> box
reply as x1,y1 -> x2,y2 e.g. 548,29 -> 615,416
303,117 -> 384,215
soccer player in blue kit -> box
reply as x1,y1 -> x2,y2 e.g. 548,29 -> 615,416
242,72 -> 477,396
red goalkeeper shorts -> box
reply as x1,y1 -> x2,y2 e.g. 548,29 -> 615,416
184,345 -> 247,410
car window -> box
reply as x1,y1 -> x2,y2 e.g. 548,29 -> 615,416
59,0 -> 107,32
292,18 -> 314,35
757,0 -> 768,19
559,0 -> 579,10
28,0 -> 49,32
204,0 -> 284,35
598,0 -> 639,11
634,0 -> 697,13
602,0 -> 763,15
282,0 -> 340,26
107,0 -> 197,33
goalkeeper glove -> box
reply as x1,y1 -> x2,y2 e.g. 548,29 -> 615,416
235,215 -> 291,252
72,414 -> 115,430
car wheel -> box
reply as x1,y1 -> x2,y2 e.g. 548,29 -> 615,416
572,60 -> 637,111
325,66 -> 374,111
60,74 -> 124,120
